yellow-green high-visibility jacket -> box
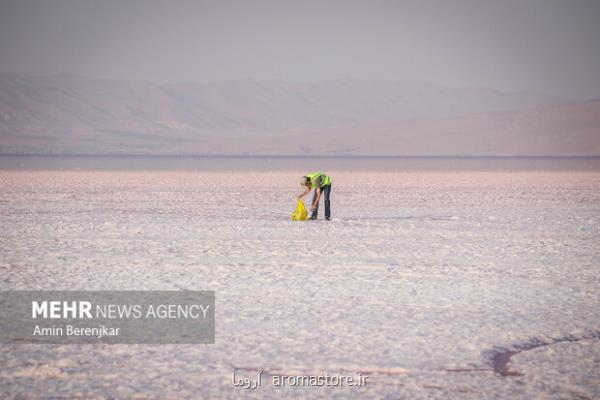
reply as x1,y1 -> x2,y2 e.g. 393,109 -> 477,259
306,172 -> 332,189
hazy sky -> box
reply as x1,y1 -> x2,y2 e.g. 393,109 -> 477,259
1,0 -> 599,99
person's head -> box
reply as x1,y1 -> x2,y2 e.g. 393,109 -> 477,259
300,176 -> 310,187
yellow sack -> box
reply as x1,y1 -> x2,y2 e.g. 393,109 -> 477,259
290,199 -> 308,221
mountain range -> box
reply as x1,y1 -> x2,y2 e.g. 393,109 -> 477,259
1,73 -> 598,155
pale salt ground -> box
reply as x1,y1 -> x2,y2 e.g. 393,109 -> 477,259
0,170 -> 599,399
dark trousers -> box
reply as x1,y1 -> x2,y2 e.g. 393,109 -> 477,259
311,184 -> 332,219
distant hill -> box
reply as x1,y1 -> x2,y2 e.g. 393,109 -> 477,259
1,73 -> 598,155
294,100 -> 600,156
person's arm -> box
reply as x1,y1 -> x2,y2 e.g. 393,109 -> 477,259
297,187 -> 311,199
312,187 -> 322,210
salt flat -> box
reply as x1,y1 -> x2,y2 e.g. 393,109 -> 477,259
0,170 -> 599,399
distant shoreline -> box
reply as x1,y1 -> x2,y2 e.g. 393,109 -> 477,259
2,154 -> 600,172
1,153 -> 599,159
